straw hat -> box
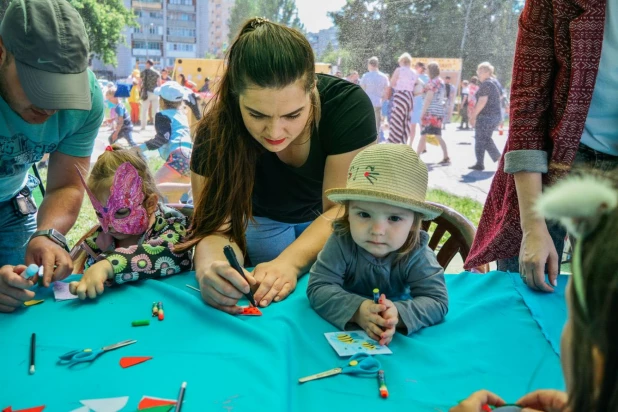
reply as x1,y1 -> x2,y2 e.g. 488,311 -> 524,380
326,144 -> 442,220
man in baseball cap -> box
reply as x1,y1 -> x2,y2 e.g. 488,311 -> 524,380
0,0 -> 104,313
0,0 -> 91,111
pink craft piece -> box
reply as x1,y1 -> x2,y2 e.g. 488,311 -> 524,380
77,162 -> 149,235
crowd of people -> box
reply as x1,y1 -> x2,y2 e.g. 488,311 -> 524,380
0,0 -> 616,410
341,56 -> 509,171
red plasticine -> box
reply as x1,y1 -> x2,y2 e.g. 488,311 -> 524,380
120,356 -> 153,368
138,397 -> 176,409
240,306 -> 262,316
2,407 -> 12,412
13,407 -> 44,412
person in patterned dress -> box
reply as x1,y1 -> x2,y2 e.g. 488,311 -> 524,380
68,145 -> 192,299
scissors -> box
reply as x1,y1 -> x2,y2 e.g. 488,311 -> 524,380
58,339 -> 137,365
298,353 -> 381,383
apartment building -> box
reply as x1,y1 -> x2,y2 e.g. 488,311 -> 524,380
208,0 -> 234,58
92,0 -> 213,78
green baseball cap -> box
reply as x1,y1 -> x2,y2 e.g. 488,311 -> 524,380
0,0 -> 91,110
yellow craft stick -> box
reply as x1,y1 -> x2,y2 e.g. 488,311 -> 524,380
24,299 -> 44,306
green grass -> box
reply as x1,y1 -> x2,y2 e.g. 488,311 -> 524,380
426,189 -> 483,227
36,162 -> 485,248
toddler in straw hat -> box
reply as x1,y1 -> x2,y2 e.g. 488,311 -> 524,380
307,144 -> 448,345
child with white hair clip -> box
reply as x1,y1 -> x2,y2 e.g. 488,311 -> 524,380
453,170 -> 618,412
307,144 -> 449,346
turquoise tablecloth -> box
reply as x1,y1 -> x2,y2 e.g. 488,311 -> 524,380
0,271 -> 566,411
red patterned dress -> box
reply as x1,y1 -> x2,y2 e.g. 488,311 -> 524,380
465,0 -> 607,269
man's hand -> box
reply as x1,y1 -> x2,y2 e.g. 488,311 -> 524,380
26,236 -> 73,287
0,265 -> 35,312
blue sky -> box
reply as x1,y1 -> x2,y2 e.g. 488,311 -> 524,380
295,0 -> 346,32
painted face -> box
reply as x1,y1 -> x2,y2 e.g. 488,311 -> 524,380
238,79 -> 312,153
78,162 -> 149,235
0,49 -> 57,124
348,201 -> 415,258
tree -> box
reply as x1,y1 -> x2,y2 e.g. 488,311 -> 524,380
0,0 -> 136,66
228,0 -> 304,44
330,0 -> 521,85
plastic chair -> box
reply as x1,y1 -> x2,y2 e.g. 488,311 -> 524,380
421,201 -> 489,273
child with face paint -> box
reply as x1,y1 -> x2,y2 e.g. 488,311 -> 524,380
453,170 -> 618,412
68,145 -> 192,300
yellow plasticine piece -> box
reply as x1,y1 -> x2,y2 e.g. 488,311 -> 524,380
24,299 -> 44,306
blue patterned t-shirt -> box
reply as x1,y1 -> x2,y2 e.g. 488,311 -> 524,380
0,69 -> 104,201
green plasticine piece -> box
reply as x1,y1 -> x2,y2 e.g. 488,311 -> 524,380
132,320 -> 150,327
137,405 -> 175,412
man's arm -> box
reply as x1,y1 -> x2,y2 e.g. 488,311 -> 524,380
37,152 -> 88,234
27,152 -> 89,284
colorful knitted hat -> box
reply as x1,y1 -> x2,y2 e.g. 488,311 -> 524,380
326,144 -> 442,220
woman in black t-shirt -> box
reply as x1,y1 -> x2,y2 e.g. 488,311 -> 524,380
176,18 -> 376,314
469,62 -> 504,171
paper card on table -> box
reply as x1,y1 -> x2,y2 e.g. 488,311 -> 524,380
68,407 -> 90,412
324,331 -> 393,357
24,299 -> 44,307
13,407 -> 45,412
80,396 -> 128,412
53,282 -> 77,301
138,405 -> 175,412
137,396 -> 176,410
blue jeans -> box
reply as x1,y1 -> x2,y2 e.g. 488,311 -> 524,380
0,199 -> 37,265
245,216 -> 312,265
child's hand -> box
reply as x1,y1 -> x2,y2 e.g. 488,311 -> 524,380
69,261 -> 112,300
449,390 -> 505,412
352,300 -> 389,342
378,295 -> 399,346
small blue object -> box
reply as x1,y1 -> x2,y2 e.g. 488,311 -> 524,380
58,339 -> 137,365
24,264 -> 39,279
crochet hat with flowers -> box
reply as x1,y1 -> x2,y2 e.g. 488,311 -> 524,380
326,144 -> 442,220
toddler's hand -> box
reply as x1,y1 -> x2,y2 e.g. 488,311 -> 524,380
378,295 -> 399,346
69,261 -> 112,300
352,300 -> 389,342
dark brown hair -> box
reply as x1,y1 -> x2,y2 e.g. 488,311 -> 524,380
332,201 -> 422,261
567,203 -> 618,412
177,18 -> 319,255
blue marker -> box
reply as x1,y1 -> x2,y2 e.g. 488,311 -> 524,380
373,288 -> 380,304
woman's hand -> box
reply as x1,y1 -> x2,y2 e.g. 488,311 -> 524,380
449,390 -> 506,412
69,260 -> 112,300
252,258 -> 298,307
196,260 -> 256,314
378,296 -> 399,346
351,300 -> 389,342
519,221 -> 558,292
516,390 -> 567,412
